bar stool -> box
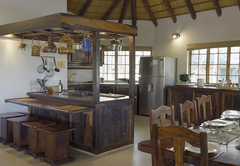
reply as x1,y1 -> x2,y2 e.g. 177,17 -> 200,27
38,124 -> 76,165
22,120 -> 57,158
8,116 -> 39,151
0,112 -> 26,145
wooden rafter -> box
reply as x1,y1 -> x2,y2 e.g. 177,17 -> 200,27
78,0 -> 92,16
141,0 -> 158,27
185,0 -> 196,20
102,0 -> 122,20
162,0 -> 177,23
131,0 -> 137,27
211,0 -> 222,16
237,0 -> 240,9
119,0 -> 129,23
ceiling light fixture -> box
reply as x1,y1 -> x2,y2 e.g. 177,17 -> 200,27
172,33 -> 180,39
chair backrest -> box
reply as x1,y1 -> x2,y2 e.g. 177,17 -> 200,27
153,124 -> 208,166
196,95 -> 213,123
179,100 -> 199,128
149,105 -> 175,139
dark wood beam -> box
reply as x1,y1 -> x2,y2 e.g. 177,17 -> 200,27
78,0 -> 92,16
131,0 -> 137,27
141,0 -> 158,27
162,0 -> 177,23
185,0 -> 196,20
119,0 -> 129,23
237,0 -> 240,10
211,0 -> 222,16
102,0 -> 122,20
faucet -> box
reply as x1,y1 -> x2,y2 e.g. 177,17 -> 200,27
70,73 -> 77,82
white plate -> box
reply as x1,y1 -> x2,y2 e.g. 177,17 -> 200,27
185,142 -> 218,154
235,138 -> 240,145
203,119 -> 233,127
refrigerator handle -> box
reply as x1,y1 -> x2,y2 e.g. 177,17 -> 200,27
148,83 -> 153,92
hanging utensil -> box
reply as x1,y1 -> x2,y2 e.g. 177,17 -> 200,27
44,57 -> 50,72
42,36 -> 57,53
46,68 -> 54,77
31,37 -> 41,56
53,57 -> 60,72
17,38 -> 26,50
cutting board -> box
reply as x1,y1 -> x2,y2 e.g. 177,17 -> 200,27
100,93 -> 125,98
55,105 -> 88,112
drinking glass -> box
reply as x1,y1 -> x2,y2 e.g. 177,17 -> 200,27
233,117 -> 240,130
219,130 -> 229,145
210,124 -> 218,135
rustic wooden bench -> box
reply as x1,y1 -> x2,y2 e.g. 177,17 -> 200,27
22,120 -> 57,158
8,116 -> 39,151
38,124 -> 76,166
0,112 -> 26,145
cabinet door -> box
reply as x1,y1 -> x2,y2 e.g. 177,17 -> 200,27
72,51 -> 89,63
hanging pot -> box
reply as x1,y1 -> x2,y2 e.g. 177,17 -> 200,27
108,35 -> 122,51
31,37 -> 41,56
42,36 -> 57,53
17,38 -> 26,50
59,34 -> 75,54
179,74 -> 191,82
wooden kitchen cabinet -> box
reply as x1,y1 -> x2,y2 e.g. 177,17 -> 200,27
68,46 -> 104,69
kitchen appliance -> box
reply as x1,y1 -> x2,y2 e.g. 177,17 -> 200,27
108,35 -> 122,51
139,56 -> 177,115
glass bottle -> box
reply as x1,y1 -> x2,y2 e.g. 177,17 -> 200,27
59,80 -> 63,93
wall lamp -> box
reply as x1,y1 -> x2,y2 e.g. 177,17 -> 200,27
172,33 -> 180,39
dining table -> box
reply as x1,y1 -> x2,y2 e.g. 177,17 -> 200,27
138,113 -> 240,166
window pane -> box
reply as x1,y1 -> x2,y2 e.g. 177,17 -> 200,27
192,50 -> 199,54
199,55 -> 207,64
199,75 -> 206,83
126,56 -> 129,65
108,65 -> 115,73
230,54 -> 239,64
126,51 -> 129,55
118,65 -> 125,73
219,54 -> 227,64
118,74 -> 125,79
231,47 -> 240,53
104,56 -> 108,63
191,65 -> 198,75
118,51 -> 125,55
118,56 -> 125,64
219,47 -> 227,53
191,75 -> 198,82
218,76 -> 226,81
136,56 -> 141,65
126,65 -> 129,73
100,66 -> 104,73
210,54 -> 218,64
126,74 -> 129,79
144,51 -> 151,56
200,49 -> 207,54
209,65 -> 218,75
218,65 -> 226,75
199,65 -> 206,74
191,55 -> 198,64
230,65 -> 239,75
108,74 -> 115,81
229,75 -> 238,83
107,56 -> 115,64
135,74 -> 140,81
136,51 -> 142,55
209,76 -> 218,83
135,65 -> 139,74
210,48 -> 218,53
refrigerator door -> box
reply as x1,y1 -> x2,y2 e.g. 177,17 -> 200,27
139,57 -> 165,77
139,76 -> 165,115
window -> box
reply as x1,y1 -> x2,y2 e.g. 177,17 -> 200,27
188,41 -> 240,84
100,46 -> 152,81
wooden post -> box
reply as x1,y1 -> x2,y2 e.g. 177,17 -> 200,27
92,32 -> 100,103
129,36 -> 135,98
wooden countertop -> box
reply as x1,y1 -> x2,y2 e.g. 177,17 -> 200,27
68,82 -> 139,86
169,85 -> 240,92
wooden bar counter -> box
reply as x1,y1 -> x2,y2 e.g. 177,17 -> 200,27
5,92 -> 134,155
167,85 -> 240,119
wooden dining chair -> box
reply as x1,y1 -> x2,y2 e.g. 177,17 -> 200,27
196,95 -> 213,124
179,100 -> 199,128
153,124 -> 208,166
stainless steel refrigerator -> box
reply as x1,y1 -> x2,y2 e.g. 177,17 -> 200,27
139,56 -> 177,115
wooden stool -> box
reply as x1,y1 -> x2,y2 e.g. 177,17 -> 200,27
22,120 -> 57,158
38,124 -> 76,166
8,116 -> 39,151
0,112 -> 26,145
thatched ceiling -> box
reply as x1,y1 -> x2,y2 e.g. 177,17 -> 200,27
67,0 -> 239,27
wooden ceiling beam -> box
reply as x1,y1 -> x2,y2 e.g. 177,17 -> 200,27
237,0 -> 240,10
185,0 -> 196,20
162,0 -> 177,23
211,0 -> 222,16
119,0 -> 129,23
131,0 -> 137,27
102,0 -> 122,20
79,0 -> 92,16
141,0 -> 158,27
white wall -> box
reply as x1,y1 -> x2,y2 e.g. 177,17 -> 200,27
153,6 -> 240,83
0,0 -> 67,113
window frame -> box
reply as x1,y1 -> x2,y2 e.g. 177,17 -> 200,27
101,46 -> 152,81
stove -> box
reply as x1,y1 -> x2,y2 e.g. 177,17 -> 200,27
69,91 -> 93,97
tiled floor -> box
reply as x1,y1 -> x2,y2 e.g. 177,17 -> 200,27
0,115 -> 152,166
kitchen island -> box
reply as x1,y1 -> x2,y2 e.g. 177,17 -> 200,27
5,92 -> 134,155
